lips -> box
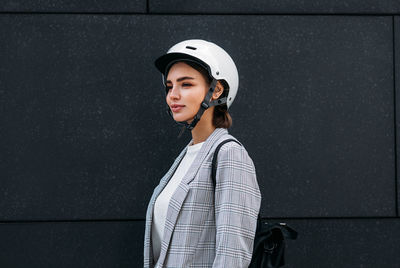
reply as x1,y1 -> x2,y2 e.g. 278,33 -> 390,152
170,104 -> 185,112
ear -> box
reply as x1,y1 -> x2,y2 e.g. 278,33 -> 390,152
212,81 -> 224,100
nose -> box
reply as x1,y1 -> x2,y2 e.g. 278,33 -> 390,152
169,85 -> 180,100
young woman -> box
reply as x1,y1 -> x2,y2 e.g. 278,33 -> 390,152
144,39 -> 261,268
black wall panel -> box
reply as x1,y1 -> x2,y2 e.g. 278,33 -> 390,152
224,16 -> 395,218
150,0 -> 400,14
0,14 -> 190,221
0,221 -> 144,267
0,0 -> 146,13
282,218 -> 400,267
0,15 -> 395,221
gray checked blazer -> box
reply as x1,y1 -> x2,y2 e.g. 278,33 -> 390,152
144,128 -> 261,268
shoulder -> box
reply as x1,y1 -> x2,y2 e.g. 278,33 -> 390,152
215,135 -> 254,166
219,139 -> 242,153
213,135 -> 258,188
214,132 -> 245,153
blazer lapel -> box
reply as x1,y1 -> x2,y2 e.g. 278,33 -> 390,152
144,144 -> 189,267
156,128 -> 228,266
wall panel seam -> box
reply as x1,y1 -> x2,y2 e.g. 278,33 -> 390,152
0,11 -> 397,16
394,15 -> 399,217
1,217 -> 400,224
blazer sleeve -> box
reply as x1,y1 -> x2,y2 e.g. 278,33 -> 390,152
212,142 -> 262,268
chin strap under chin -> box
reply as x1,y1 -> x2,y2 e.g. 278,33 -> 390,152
166,78 -> 227,133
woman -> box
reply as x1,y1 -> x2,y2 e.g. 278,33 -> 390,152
144,39 -> 261,268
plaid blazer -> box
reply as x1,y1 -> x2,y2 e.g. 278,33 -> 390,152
144,128 -> 261,268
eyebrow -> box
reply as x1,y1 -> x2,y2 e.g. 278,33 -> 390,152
166,76 -> 195,83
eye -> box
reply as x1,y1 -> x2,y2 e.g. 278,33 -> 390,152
165,86 -> 172,93
182,83 -> 192,87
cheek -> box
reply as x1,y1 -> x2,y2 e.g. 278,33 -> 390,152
184,88 -> 206,105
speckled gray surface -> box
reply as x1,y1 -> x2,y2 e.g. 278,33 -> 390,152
282,218 -> 400,267
0,14 -> 191,221
0,221 -> 144,267
396,16 -> 400,217
227,15 -> 395,217
150,0 -> 400,14
0,15 -> 395,221
0,0 -> 146,12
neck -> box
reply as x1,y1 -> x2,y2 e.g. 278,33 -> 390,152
190,108 -> 216,145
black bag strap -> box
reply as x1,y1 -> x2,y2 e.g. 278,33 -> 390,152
211,138 -> 241,187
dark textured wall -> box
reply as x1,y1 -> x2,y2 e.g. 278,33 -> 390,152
0,1 -> 399,267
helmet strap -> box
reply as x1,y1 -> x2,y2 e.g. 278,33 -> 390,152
166,78 -> 227,134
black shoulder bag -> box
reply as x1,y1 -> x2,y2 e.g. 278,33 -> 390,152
211,139 -> 298,268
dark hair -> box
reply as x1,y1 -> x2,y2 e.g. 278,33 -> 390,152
182,60 -> 233,129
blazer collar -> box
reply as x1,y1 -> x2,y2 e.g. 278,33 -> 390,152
182,127 -> 228,185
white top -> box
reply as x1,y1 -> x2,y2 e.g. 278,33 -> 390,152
152,141 -> 204,263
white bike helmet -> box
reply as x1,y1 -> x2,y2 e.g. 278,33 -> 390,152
154,39 -> 239,130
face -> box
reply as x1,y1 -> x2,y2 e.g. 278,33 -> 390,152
165,62 -> 209,123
